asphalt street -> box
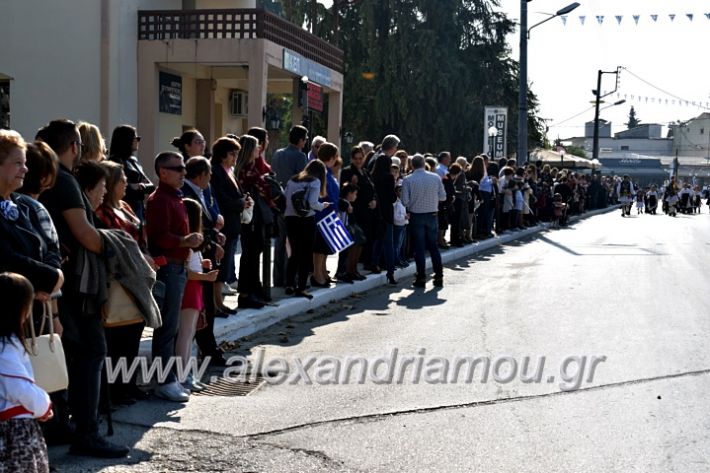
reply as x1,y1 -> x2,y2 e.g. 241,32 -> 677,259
51,209 -> 710,472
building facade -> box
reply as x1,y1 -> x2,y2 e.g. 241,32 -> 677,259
0,0 -> 344,177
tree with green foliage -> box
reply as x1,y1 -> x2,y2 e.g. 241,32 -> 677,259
267,0 -> 545,157
625,106 -> 641,129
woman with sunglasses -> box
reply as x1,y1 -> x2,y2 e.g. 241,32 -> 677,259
108,125 -> 154,224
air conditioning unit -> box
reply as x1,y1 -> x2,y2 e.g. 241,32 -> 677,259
230,90 -> 248,116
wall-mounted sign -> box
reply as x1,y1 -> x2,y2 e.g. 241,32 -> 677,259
307,83 -> 323,113
159,71 -> 182,115
283,49 -> 333,88
484,106 -> 508,159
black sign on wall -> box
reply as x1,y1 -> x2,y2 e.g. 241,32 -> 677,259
159,72 -> 182,115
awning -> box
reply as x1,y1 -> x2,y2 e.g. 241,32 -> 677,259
530,148 -> 592,168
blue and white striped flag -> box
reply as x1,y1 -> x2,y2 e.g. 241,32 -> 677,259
317,212 -> 353,253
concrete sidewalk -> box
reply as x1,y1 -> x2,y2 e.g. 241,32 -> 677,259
139,206 -> 617,351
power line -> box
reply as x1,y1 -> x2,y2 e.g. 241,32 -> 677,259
620,67 -> 710,111
549,105 -> 595,127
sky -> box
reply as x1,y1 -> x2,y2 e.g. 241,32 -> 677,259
320,0 -> 710,142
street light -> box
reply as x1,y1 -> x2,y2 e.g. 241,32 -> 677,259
488,126 -> 498,160
518,1 -> 580,167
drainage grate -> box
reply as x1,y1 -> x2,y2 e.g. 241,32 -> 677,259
193,375 -> 265,397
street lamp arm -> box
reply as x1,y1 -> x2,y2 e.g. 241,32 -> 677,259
528,2 -> 580,38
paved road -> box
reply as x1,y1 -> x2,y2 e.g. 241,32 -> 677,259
51,210 -> 710,472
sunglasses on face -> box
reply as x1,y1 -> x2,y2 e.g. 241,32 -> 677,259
162,165 -> 186,172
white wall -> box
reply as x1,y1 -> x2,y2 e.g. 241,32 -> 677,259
0,0 -> 102,138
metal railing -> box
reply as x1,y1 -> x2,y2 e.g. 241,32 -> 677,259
138,8 -> 343,73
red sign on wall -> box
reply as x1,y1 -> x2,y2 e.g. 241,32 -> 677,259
307,83 -> 323,112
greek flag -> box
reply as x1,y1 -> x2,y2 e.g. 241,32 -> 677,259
317,212 -> 353,253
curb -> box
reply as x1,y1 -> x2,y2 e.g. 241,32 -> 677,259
139,205 -> 619,353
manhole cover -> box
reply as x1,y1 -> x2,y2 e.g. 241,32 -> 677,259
194,375 -> 265,397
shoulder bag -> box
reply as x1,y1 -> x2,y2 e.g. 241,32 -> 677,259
102,279 -> 144,328
24,301 -> 69,393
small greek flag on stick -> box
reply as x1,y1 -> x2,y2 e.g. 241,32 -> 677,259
317,212 -> 353,253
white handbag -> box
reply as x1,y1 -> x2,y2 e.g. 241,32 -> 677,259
24,301 -> 69,393
241,197 -> 254,224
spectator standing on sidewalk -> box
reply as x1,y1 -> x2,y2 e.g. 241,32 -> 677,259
401,154 -> 446,288
307,136 -> 326,162
108,125 -> 154,225
271,125 -> 308,288
209,137 -> 248,326
37,119 -> 129,458
146,151 -> 204,403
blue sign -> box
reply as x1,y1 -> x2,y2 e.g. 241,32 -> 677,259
283,49 -> 333,88
159,71 -> 182,115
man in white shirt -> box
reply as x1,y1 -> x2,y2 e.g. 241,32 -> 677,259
401,154 -> 447,288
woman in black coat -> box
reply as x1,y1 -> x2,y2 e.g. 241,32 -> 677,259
370,153 -> 397,285
340,146 -> 378,269
108,125 -> 154,224
210,136 -> 249,313
0,131 -> 63,299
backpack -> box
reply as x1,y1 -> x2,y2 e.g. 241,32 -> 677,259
291,186 -> 310,217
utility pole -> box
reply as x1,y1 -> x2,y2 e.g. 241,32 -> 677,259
592,67 -> 623,163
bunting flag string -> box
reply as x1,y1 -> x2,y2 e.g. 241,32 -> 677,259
557,12 -> 710,27
617,92 -> 710,111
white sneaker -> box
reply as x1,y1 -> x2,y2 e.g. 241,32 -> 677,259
154,381 -> 190,402
222,285 -> 237,295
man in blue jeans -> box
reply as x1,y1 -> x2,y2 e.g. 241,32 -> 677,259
146,151 -> 203,402
401,154 -> 447,288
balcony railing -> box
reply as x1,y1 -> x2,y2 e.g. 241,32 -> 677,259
138,9 -> 343,73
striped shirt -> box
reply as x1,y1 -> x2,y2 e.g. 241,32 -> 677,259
401,169 -> 446,214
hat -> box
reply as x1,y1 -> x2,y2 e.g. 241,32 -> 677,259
391,156 -> 401,167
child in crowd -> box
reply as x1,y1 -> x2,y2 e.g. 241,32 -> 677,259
635,189 -> 645,215
393,185 -> 409,267
0,272 -> 53,473
336,183 -> 364,283
177,199 -> 219,395
552,193 -> 566,228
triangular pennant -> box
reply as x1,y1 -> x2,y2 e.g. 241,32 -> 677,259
615,15 -> 623,25
705,13 -> 710,21
651,14 -> 658,22
669,14 -> 675,22
631,95 -> 635,100
596,15 -> 604,25
579,15 -> 586,25
560,15 -> 568,26
687,14 -> 693,22
651,98 -> 655,103
645,97 -> 649,103
633,15 -> 640,25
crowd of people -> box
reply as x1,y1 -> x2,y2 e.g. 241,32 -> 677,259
0,118 -> 630,469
